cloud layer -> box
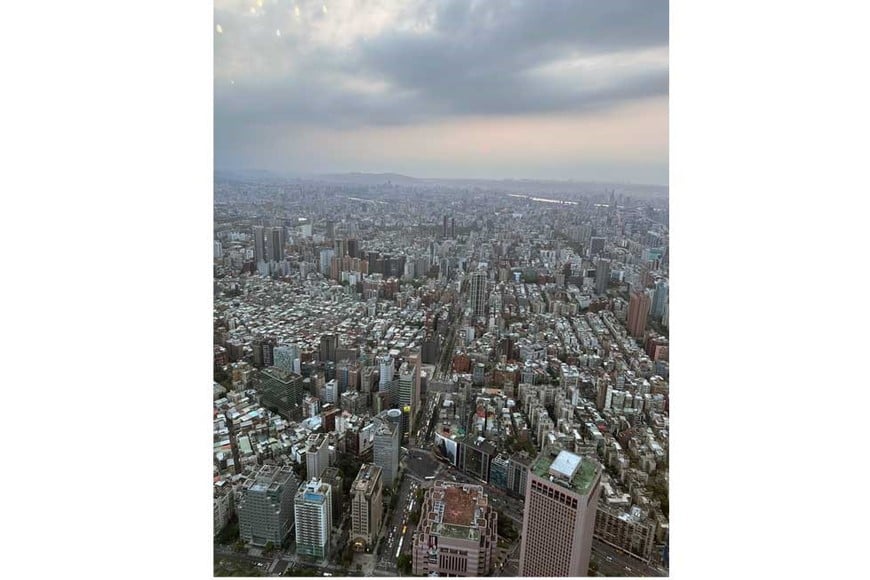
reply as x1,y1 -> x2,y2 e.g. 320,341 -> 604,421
215,0 -> 669,183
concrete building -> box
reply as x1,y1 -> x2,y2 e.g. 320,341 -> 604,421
321,467 -> 344,527
305,433 -> 330,479
294,479 -> 333,559
518,450 -> 602,577
350,463 -> 384,549
378,354 -> 395,393
594,504 -> 658,563
411,481 -> 498,577
237,465 -> 297,547
628,290 -> 652,338
397,354 -> 421,437
469,270 -> 488,318
260,367 -> 305,420
373,413 -> 400,487
595,258 -> 611,296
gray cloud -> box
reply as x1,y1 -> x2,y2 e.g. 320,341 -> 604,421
216,0 -> 667,127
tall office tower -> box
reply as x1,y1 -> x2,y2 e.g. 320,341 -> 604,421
350,463 -> 384,549
373,413 -> 400,487
334,238 -> 348,259
397,354 -> 421,437
451,218 -> 455,238
627,290 -> 652,338
253,225 -> 266,264
260,368 -> 305,420
378,354 -> 394,392
320,467 -> 344,527
589,236 -> 606,257
443,215 -> 449,238
595,258 -> 611,296
265,226 -> 286,262
320,248 -> 335,274
305,433 -> 330,480
411,481 -> 498,577
325,220 -> 335,240
274,344 -> 298,373
214,240 -> 223,260
518,450 -> 602,577
294,479 -> 333,559
320,333 -> 337,364
347,238 -> 359,259
237,465 -> 297,547
469,270 -> 488,318
651,279 -> 669,319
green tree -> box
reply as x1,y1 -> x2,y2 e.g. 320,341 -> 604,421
397,554 -> 413,575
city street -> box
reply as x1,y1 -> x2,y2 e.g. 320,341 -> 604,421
590,539 -> 667,577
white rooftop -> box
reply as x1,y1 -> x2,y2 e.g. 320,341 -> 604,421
549,450 -> 582,480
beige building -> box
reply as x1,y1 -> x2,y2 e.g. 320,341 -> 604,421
412,481 -> 498,577
518,450 -> 602,577
350,463 -> 384,549
594,504 -> 658,562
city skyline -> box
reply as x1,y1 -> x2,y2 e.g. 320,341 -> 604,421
215,0 -> 669,184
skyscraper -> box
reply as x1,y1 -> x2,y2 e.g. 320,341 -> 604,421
265,226 -> 286,262
595,258 -> 610,296
378,354 -> 394,393
589,236 -> 606,257
628,289 -> 652,338
373,412 -> 400,487
253,225 -> 266,264
237,465 -> 297,547
294,479 -> 333,559
651,279 -> 669,319
469,270 -> 488,318
518,450 -> 602,577
305,433 -> 330,480
350,463 -> 384,549
411,481 -> 498,576
397,354 -> 421,436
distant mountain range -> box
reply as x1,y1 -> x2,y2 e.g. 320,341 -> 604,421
214,169 -> 668,197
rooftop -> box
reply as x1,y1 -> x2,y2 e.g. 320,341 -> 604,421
531,449 -> 599,495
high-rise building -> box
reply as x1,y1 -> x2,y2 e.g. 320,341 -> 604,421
627,290 -> 652,338
305,433 -> 330,480
253,225 -> 266,264
443,215 -> 449,238
265,226 -> 286,262
260,368 -> 305,420
378,354 -> 394,393
595,258 -> 610,296
274,343 -> 299,373
589,236 -> 606,257
320,333 -> 337,364
321,467 -> 344,527
373,413 -> 400,487
469,270 -> 488,318
651,279 -> 669,319
411,481 -> 498,577
294,479 -> 333,559
397,354 -> 421,437
350,463 -> 384,549
518,450 -> 602,577
237,465 -> 297,547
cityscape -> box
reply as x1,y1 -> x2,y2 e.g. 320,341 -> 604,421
214,1 -> 669,577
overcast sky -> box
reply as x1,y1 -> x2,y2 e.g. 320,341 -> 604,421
215,0 -> 668,184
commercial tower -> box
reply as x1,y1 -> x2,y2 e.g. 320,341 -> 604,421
294,479 -> 333,559
411,481 -> 498,577
595,258 -> 611,296
237,465 -> 297,547
518,450 -> 602,577
628,289 -> 652,338
469,270 -> 488,318
397,353 -> 421,437
373,411 -> 400,487
378,354 -> 395,396
350,463 -> 384,549
305,433 -> 330,480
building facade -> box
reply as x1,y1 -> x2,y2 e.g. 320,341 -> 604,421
294,479 -> 333,559
518,450 -> 602,577
350,463 -> 384,549
411,481 -> 498,577
237,465 -> 297,547
372,413 -> 400,487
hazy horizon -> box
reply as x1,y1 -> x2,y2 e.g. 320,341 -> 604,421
215,0 -> 669,185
